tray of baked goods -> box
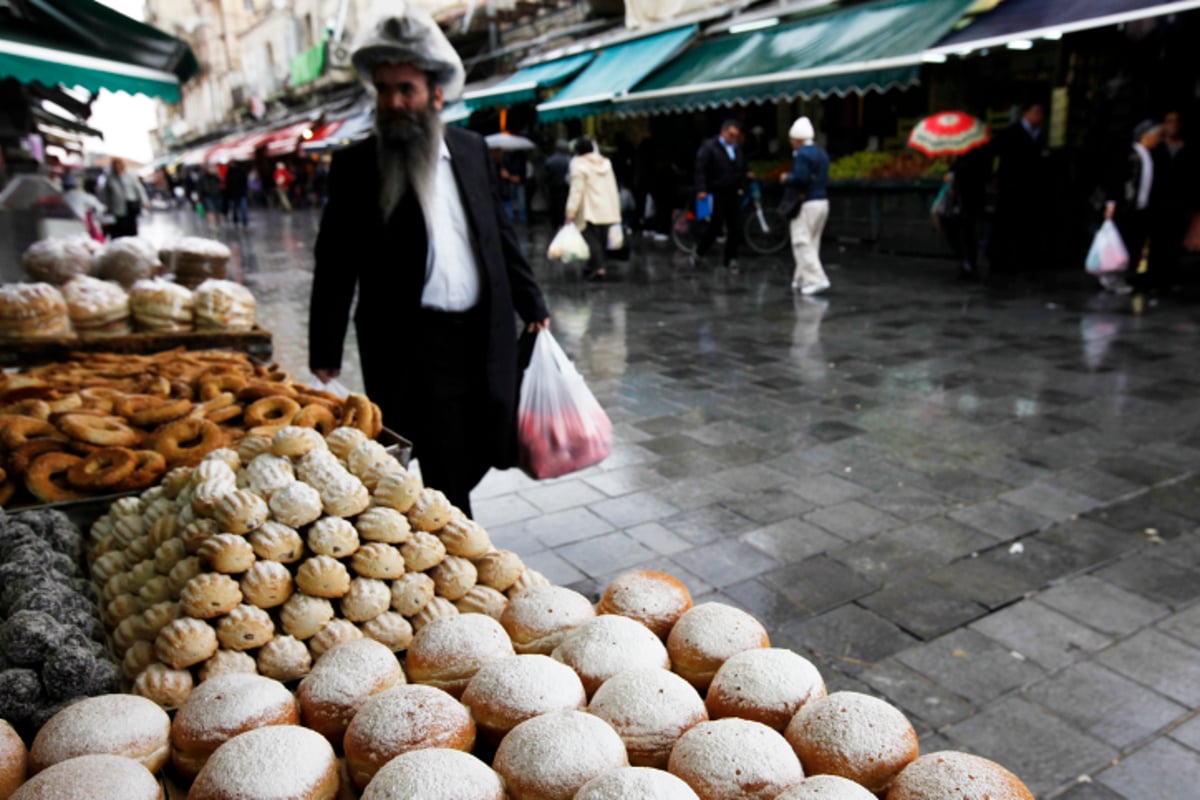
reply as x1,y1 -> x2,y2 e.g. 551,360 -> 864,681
2,234 -> 271,368
0,347 -> 409,515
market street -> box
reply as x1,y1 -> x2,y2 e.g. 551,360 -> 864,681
139,206 -> 1200,799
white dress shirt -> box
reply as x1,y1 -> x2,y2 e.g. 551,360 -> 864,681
420,140 -> 482,311
1132,142 -> 1153,210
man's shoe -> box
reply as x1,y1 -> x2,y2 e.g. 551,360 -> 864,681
790,281 -> 802,292
801,281 -> 830,296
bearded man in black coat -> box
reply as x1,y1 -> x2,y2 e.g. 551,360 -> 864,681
308,3 -> 550,517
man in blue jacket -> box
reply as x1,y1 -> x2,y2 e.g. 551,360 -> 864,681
692,119 -> 749,270
780,116 -> 831,295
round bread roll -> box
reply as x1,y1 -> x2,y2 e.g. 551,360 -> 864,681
359,612 -> 414,653
669,718 -> 804,800
785,691 -> 917,795
474,549 -> 524,591
297,639 -> 404,747
170,673 -> 300,780
455,585 -> 508,619
667,602 -> 769,692
29,694 -> 170,775
492,710 -> 628,800
597,570 -> 693,640
11,754 -> 162,800
461,654 -> 587,742
343,684 -> 476,789
256,635 -> 313,682
439,515 -> 491,558
281,593 -> 335,640
777,775 -> 877,799
706,648 -> 825,731
575,767 -> 700,800
409,596 -> 459,632
0,719 -> 27,799
132,663 -> 193,709
308,619 -> 364,659
552,615 -> 670,697
405,613 -> 514,698
389,572 -> 435,617
886,751 -> 1035,800
360,749 -> 504,800
188,726 -> 338,800
588,668 -> 707,769
199,649 -> 258,682
500,585 -> 595,655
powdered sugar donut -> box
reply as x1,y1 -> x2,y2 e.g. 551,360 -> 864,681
461,654 -> 586,741
597,570 -> 693,639
343,684 -> 475,789
29,694 -> 170,774
784,691 -> 917,795
706,648 -> 825,731
667,602 -> 769,692
777,775 -> 877,799
576,767 -> 700,800
170,673 -> 300,780
297,639 -> 404,747
361,748 -> 504,800
493,710 -> 628,800
188,726 -> 338,800
552,614 -> 669,697
588,668 -> 707,769
11,754 -> 162,800
0,719 -> 26,799
669,718 -> 804,800
886,751 -> 1034,800
500,585 -> 595,655
405,613 -> 514,698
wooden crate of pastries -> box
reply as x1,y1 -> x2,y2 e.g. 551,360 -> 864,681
0,348 -> 383,509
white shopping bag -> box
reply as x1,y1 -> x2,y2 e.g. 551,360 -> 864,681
547,224 -> 590,263
1085,220 -> 1129,275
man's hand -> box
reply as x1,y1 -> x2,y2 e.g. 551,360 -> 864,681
779,174 -> 789,184
313,368 -> 341,384
525,317 -> 550,333
696,191 -> 708,200
1104,201 -> 1116,221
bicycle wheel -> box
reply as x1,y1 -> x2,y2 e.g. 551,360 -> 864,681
743,206 -> 790,255
671,209 -> 698,254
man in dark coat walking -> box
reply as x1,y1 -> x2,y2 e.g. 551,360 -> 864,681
308,3 -> 550,517
988,100 -> 1053,274
692,119 -> 749,270
544,139 -> 571,230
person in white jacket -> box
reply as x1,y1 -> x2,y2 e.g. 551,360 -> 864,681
565,136 -> 621,281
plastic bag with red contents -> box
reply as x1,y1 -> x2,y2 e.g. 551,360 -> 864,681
516,329 -> 612,479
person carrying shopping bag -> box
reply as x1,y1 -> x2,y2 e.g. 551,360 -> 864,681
565,136 -> 622,282
780,117 -> 831,295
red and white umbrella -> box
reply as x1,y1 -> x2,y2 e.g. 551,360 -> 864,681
907,111 -> 989,157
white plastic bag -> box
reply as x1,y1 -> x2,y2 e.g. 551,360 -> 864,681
516,330 -> 612,479
606,224 -> 625,251
547,224 -> 590,263
1085,220 -> 1129,275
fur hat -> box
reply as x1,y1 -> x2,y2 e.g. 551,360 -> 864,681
351,0 -> 465,101
789,116 -> 815,141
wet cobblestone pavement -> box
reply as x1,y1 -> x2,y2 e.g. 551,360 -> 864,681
142,206 -> 1200,798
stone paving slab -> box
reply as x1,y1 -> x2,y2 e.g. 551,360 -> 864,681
1095,629 -> 1200,707
969,601 -> 1113,670
896,628 -> 1047,705
1096,738 -> 1200,799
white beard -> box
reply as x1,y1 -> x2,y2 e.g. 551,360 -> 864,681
376,110 -> 442,221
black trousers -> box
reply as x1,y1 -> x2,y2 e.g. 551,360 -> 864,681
1116,209 -> 1150,285
408,307 -> 492,518
581,223 -> 608,275
695,189 -> 742,265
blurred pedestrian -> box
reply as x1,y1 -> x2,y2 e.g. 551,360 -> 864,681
989,100 -> 1052,274
100,157 -> 149,237
1150,110 -> 1196,288
200,167 -> 223,225
545,139 -> 571,229
566,135 -> 622,282
1104,119 -> 1164,292
780,116 -> 831,295
247,166 -> 264,207
273,162 -> 293,211
692,119 -> 749,270
225,161 -> 249,227
61,173 -> 107,241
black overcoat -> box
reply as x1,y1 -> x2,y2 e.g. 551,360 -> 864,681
308,126 -> 549,469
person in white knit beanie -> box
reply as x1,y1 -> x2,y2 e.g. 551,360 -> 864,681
780,116 -> 831,294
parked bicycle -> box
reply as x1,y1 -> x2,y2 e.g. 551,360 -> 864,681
671,179 -> 789,256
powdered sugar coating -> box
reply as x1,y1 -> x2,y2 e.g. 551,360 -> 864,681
588,667 -> 707,768
361,748 -> 504,800
669,718 -> 804,800
784,691 -> 917,795
597,570 -> 693,639
667,602 -> 769,691
188,725 -> 336,800
706,648 -> 825,731
29,694 -> 169,773
501,585 -> 596,655
888,751 -> 1034,800
776,774 -> 877,799
461,654 -> 586,737
11,753 -> 161,799
171,673 -> 298,748
406,613 -> 515,697
298,638 -> 403,709
493,710 -> 628,800
552,614 -> 670,696
575,767 -> 701,800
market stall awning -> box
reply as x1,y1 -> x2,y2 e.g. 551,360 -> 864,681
615,0 -> 974,116
463,51 -> 596,111
536,25 -> 697,122
262,119 -> 322,159
929,0 -> 1200,55
0,0 -> 199,102
302,108 -> 374,153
